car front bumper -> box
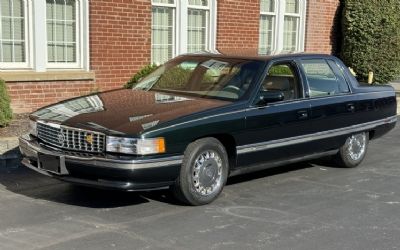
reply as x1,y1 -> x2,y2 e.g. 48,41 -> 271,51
19,135 -> 182,191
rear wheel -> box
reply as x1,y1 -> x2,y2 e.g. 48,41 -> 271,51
173,138 -> 229,206
334,132 -> 369,168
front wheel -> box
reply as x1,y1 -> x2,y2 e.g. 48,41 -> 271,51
173,138 -> 229,206
334,132 -> 369,168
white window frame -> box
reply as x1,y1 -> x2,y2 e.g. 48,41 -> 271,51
151,0 -> 177,65
259,0 -> 306,55
46,0 -> 82,69
151,0 -> 217,64
0,0 -> 32,69
0,0 -> 89,72
186,0 -> 210,53
259,0 -> 277,55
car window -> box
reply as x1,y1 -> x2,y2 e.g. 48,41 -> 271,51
134,57 -> 264,101
301,59 -> 350,97
260,62 -> 301,101
327,60 -> 351,93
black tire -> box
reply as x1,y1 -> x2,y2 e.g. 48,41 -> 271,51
334,132 -> 369,168
173,137 -> 229,206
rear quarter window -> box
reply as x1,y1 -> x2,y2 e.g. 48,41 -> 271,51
301,59 -> 350,97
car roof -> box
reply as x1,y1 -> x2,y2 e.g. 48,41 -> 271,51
180,52 -> 337,62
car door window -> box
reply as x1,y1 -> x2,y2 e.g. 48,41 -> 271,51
261,62 -> 301,101
301,59 -> 350,97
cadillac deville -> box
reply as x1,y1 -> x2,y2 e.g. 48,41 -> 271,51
19,54 -> 397,205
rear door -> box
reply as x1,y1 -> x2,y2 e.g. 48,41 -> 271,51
299,58 -> 358,152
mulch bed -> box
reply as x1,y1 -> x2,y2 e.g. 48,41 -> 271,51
0,114 -> 30,138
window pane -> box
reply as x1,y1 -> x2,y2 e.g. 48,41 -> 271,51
259,15 -> 274,54
12,0 -> 22,17
260,0 -> 274,13
187,9 -> 207,53
1,0 -> 11,16
188,0 -> 208,6
46,1 -> 54,19
0,0 -> 26,63
48,44 -> 55,62
1,17 -> 12,39
262,63 -> 300,100
55,0 -> 65,19
302,59 -> 345,97
2,42 -> 12,61
56,44 -> 64,61
65,22 -> 75,42
151,6 -> 174,65
65,0 -> 75,20
13,18 -> 23,40
66,44 -> 76,62
55,21 -> 64,41
46,0 -> 77,63
283,16 -> 299,52
13,41 -> 24,61
285,0 -> 299,14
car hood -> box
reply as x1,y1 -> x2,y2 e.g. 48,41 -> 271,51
31,89 -> 230,135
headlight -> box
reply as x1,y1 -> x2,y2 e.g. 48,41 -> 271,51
29,120 -> 37,136
106,136 -> 165,155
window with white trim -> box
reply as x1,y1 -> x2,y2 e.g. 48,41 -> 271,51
0,0 -> 28,67
259,0 -> 276,54
187,0 -> 209,53
151,0 -> 216,65
151,0 -> 175,65
46,0 -> 78,65
0,0 -> 89,71
259,0 -> 306,55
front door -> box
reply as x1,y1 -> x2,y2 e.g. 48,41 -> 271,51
236,60 -> 314,168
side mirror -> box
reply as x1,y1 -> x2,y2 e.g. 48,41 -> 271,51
257,90 -> 284,106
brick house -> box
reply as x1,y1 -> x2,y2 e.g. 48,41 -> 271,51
0,0 -> 340,114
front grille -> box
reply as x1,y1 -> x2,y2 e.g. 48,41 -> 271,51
37,122 -> 105,153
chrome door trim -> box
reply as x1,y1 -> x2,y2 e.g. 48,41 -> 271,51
236,116 -> 397,155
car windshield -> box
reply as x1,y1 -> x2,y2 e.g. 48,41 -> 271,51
133,56 -> 264,101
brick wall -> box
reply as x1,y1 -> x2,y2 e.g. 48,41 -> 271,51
7,81 -> 97,113
216,0 -> 260,55
304,0 -> 341,54
90,0 -> 152,91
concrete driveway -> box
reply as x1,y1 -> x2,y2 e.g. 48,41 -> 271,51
0,124 -> 399,250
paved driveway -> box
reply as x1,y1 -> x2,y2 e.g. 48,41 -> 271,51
0,124 -> 399,250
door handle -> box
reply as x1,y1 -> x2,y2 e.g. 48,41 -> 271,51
297,110 -> 308,119
347,103 -> 355,112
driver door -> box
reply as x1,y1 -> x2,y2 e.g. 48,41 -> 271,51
236,60 -> 314,168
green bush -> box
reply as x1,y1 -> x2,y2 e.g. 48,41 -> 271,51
124,64 -> 158,89
268,65 -> 293,76
0,79 -> 13,127
341,0 -> 400,83
156,66 -> 193,89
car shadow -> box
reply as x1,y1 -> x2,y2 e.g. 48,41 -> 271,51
0,159 -> 334,208
0,163 -> 182,208
227,161 -> 316,186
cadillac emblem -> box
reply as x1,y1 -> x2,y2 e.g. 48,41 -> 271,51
57,133 -> 65,145
85,134 -> 94,145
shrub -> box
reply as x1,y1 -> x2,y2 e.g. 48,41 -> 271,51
0,79 -> 13,127
157,66 -> 193,89
124,64 -> 158,89
341,0 -> 400,83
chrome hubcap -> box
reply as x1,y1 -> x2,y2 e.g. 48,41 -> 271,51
346,133 -> 367,161
192,150 -> 223,196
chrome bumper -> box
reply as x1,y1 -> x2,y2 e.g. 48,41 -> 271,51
19,134 -> 183,175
